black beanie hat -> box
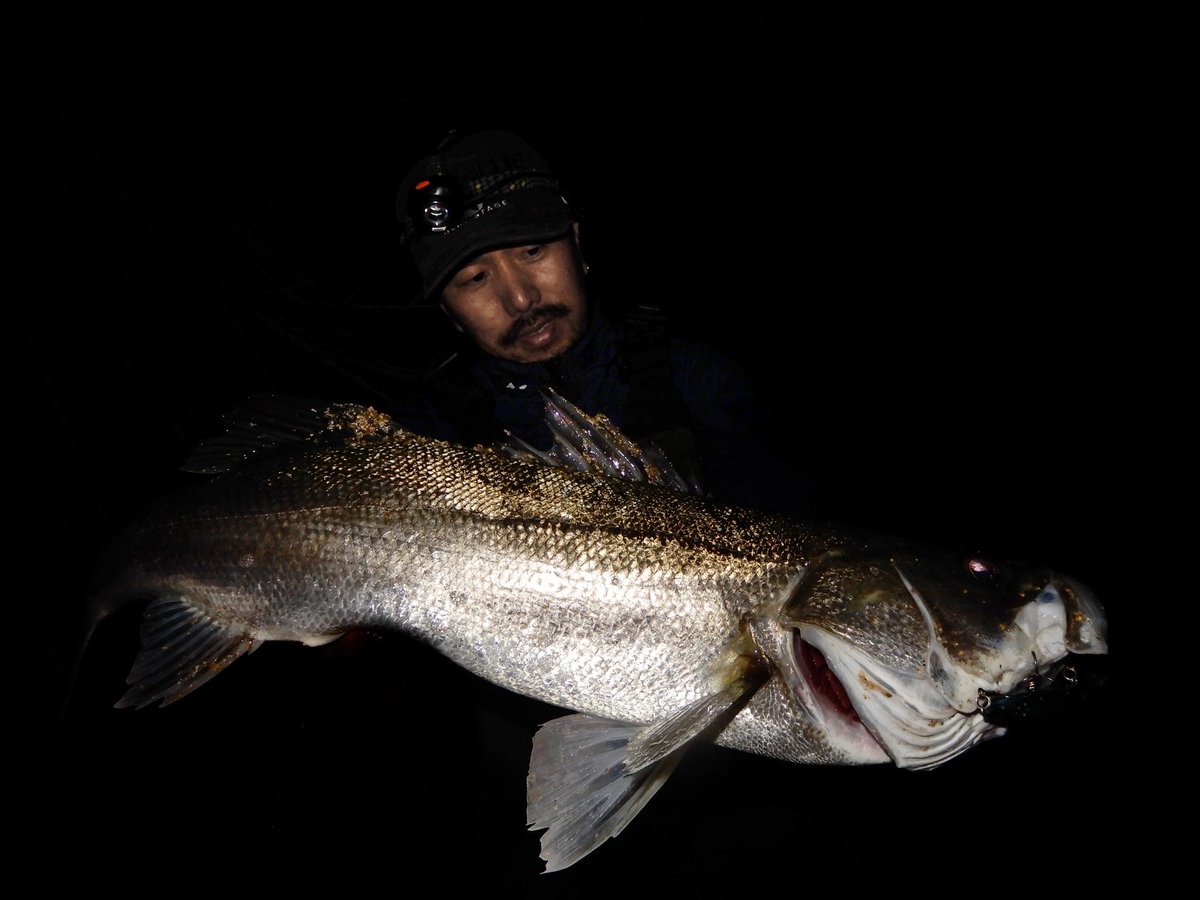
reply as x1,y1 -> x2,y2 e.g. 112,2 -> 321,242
397,130 -> 573,300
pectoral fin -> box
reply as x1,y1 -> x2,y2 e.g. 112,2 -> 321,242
526,654 -> 768,872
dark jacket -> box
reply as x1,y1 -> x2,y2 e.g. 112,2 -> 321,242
387,306 -> 819,518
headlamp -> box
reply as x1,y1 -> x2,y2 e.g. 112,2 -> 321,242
408,176 -> 461,235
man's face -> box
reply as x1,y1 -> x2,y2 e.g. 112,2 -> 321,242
439,227 -> 587,365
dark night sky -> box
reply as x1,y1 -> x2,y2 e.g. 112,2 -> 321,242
9,7 -> 1136,892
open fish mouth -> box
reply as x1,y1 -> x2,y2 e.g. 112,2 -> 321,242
787,567 -> 1109,771
795,626 -> 997,769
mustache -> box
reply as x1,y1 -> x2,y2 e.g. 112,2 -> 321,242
499,304 -> 570,347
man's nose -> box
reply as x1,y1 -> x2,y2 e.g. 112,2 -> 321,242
496,263 -> 539,316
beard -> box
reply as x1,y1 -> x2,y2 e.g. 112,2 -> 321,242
499,303 -> 571,348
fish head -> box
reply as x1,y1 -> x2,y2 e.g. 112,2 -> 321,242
778,543 -> 1108,770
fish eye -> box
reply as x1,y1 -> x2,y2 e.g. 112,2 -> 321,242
966,558 -> 998,581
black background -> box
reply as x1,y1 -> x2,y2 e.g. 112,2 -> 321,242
10,7 -> 1134,893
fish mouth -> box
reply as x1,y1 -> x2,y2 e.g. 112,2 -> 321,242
790,569 -> 1107,771
797,624 -> 998,770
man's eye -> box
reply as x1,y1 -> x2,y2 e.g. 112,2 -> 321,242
523,245 -> 545,259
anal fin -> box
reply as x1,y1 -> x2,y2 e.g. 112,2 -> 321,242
115,595 -> 263,709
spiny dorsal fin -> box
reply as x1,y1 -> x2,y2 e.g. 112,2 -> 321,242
499,388 -> 704,496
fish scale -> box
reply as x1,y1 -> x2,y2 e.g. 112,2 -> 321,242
91,393 -> 1108,872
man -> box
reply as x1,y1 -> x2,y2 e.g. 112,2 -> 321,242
390,128 -> 818,516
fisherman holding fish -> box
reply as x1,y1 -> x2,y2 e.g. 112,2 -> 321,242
390,128 -> 818,515
87,128 -> 1110,875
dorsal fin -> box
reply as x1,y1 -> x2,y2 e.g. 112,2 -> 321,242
498,388 -> 705,496
181,393 -> 401,474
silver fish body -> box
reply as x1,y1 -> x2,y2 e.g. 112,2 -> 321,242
96,396 -> 1108,871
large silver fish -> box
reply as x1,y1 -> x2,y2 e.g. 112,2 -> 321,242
91,392 -> 1108,872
